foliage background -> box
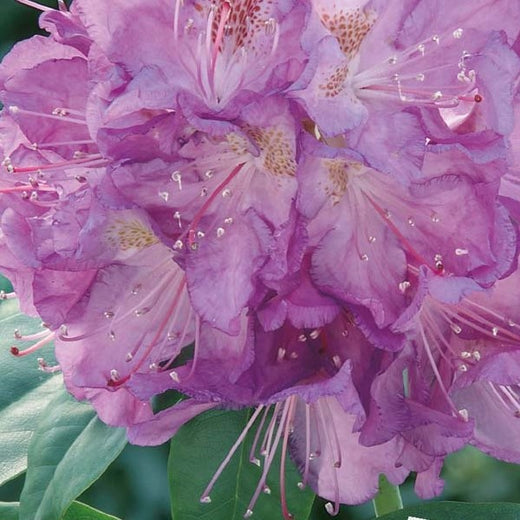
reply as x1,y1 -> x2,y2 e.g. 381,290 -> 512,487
0,1 -> 520,519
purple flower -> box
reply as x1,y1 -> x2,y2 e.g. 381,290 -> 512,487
290,0 -> 520,137
2,0 -> 520,515
75,0 -> 309,126
297,139 -> 516,328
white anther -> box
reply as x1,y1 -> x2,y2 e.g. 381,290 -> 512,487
453,28 -> 463,39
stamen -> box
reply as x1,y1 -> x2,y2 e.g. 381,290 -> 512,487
12,329 -> 50,342
185,162 -> 244,249
440,302 -> 520,343
0,185 -> 56,195
299,403 -> 312,489
267,18 -> 280,56
249,406 -> 271,466
499,385 -> 520,416
260,402 -> 281,457
279,397 -> 296,520
316,402 -> 340,516
9,155 -> 105,175
245,399 -> 292,518
212,2 -> 232,78
9,106 -> 88,125
37,357 -> 61,373
489,383 -> 520,418
418,321 -> 459,415
10,331 -> 55,357
182,314 -> 201,381
201,405 -> 265,503
421,307 -> 459,362
363,192 -> 431,268
160,306 -> 194,371
16,0 -> 53,11
0,290 -> 16,300
108,276 -> 188,387
173,0 -> 183,40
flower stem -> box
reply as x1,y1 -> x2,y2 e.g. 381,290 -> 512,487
372,475 -> 403,517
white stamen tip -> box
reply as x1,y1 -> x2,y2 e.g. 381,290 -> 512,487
244,509 -> 253,518
458,408 -> 469,421
325,502 -> 334,515
399,280 -> 411,293
453,28 -> 463,39
309,329 -> 321,340
169,370 -> 180,383
200,495 -> 212,504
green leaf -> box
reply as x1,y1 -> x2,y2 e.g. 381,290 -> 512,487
0,501 -> 122,520
374,501 -> 520,520
169,408 -> 316,520
0,501 -> 19,520
0,274 -> 13,293
19,389 -> 127,520
0,299 -> 62,486
63,501 -> 122,520
372,475 -> 403,517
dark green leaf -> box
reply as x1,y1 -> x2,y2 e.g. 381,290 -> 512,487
0,274 -> 13,293
19,389 -> 127,520
63,501 -> 122,520
169,408 -> 315,520
0,299 -> 62,486
374,501 -> 520,520
0,501 -> 19,520
0,501 -> 122,520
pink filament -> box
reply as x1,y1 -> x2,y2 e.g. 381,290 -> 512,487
16,0 -> 53,11
279,397 -> 296,520
10,332 -> 55,357
211,2 -> 231,78
245,399 -> 292,516
249,406 -> 271,464
108,278 -> 187,387
200,405 -> 265,501
186,162 -> 244,248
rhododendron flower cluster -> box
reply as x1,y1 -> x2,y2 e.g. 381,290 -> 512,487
2,0 -> 520,517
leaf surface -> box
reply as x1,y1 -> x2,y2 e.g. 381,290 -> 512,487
375,501 -> 520,520
0,299 -> 62,486
169,408 -> 315,520
19,389 -> 127,520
